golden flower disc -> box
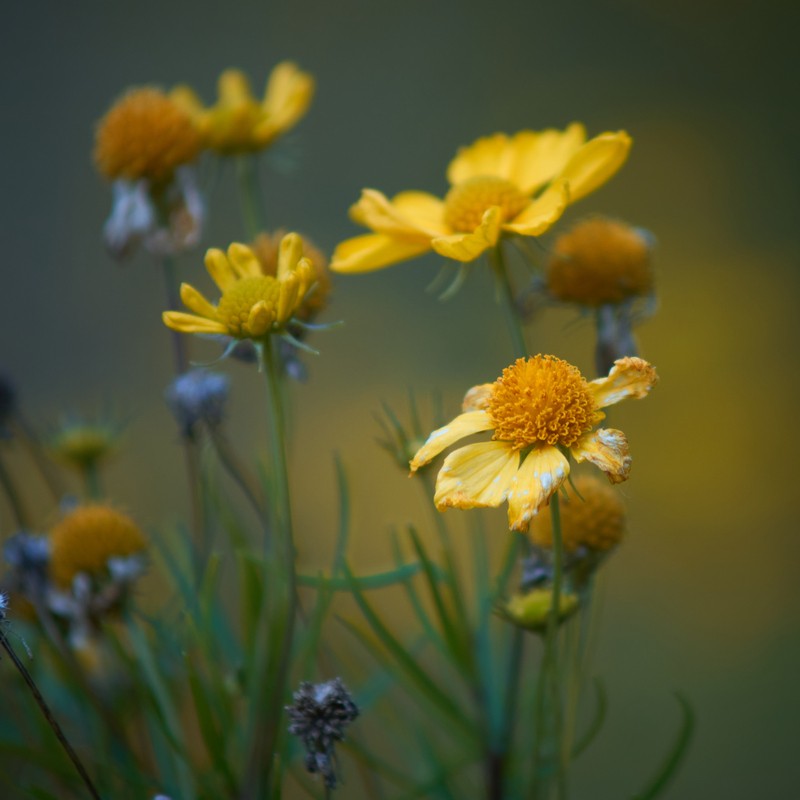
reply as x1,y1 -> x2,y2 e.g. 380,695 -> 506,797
547,217 -> 653,306
217,275 -> 280,337
530,474 -> 626,552
488,356 -> 601,449
443,176 -> 529,232
49,505 -> 147,588
94,88 -> 202,182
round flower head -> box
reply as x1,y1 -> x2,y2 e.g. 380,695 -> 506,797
162,233 -> 316,341
546,217 -> 653,306
331,123 -> 631,273
410,356 -> 657,532
49,505 -> 146,589
94,88 -> 202,183
530,474 -> 626,553
171,63 -> 314,155
49,416 -> 122,471
500,587 -> 579,632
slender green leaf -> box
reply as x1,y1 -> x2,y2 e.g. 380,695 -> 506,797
297,563 -> 424,591
572,677 -> 608,758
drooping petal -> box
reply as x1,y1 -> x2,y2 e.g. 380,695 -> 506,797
508,124 -> 586,194
227,243 -> 263,279
559,131 -> 632,203
571,428 -> 631,483
431,207 -> 502,262
507,445 -> 570,532
180,283 -> 217,319
462,383 -> 494,412
349,189 -> 436,243
447,133 -> 514,185
502,180 -> 569,236
330,233 -> 431,273
163,311 -> 228,335
434,441 -> 519,510
410,410 -> 493,472
205,248 -> 238,292
588,357 -> 658,408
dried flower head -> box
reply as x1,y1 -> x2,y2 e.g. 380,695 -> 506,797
165,369 -> 230,439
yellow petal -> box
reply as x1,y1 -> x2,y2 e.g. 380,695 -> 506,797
294,257 -> 315,299
588,357 -> 658,409
276,273 -> 300,326
330,234 -> 431,274
227,243 -> 262,279
180,283 -> 217,319
162,311 -> 228,335
502,180 -> 569,237
447,133 -> 514,185
462,383 -> 493,412
434,441 -> 519,510
571,428 -> 631,484
205,248 -> 237,292
277,232 -> 304,279
410,411 -> 493,472
218,69 -> 254,105
431,206 -> 501,262
261,61 -> 314,130
507,446 -> 570,532
392,192 -> 450,237
508,124 -> 586,194
247,300 -> 273,338
559,131 -> 632,203
170,85 -> 205,121
349,189 -> 437,243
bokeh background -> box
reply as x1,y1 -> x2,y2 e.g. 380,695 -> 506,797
2,0 -> 799,797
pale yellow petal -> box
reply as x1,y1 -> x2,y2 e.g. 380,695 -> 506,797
277,232 -> 304,279
330,234 -> 431,274
559,131 -> 632,203
502,180 -> 569,237
205,248 -> 237,292
588,357 -> 658,408
247,300 -> 273,338
218,69 -> 254,105
462,383 -> 493,412
507,446 -> 570,532
431,206 -> 501,262
447,133 -> 514,185
227,243 -> 262,278
508,123 -> 586,193
179,283 -> 217,319
349,189 -> 436,243
410,411 -> 493,472
434,441 -> 519,510
162,311 -> 228,335
571,428 -> 631,484
261,61 -> 314,130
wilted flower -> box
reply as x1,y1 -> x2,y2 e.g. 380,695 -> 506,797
165,369 -> 230,439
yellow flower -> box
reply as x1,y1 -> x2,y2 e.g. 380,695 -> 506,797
171,63 -> 314,155
331,124 -> 631,273
49,505 -> 147,589
162,233 -> 316,340
529,474 -> 626,553
410,356 -> 657,532
94,88 -> 202,183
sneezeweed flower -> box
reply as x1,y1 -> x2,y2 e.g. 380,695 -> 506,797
331,123 -> 631,274
165,369 -> 230,440
498,587 -> 579,633
410,356 -> 657,532
171,63 -> 314,155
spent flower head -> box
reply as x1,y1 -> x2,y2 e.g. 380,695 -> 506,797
165,369 -> 230,439
410,356 -> 657,532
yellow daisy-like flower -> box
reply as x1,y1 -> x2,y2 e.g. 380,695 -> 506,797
171,63 -> 314,155
331,123 -> 631,273
162,233 -> 316,340
410,356 -> 657,532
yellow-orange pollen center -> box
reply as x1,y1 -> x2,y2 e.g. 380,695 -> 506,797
488,356 -> 600,449
216,276 -> 280,337
443,176 -> 529,232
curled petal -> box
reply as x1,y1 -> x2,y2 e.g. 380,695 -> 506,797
247,300 -> 273,338
589,357 -> 658,409
163,311 -> 228,335
559,131 -> 632,203
431,206 -> 502,262
410,411 -> 492,472
507,445 -> 570,532
205,248 -> 237,292
180,283 -> 217,319
434,442 -> 519,510
462,383 -> 493,412
227,243 -> 262,278
502,180 -> 569,237
330,233 -> 431,274
571,428 -> 631,484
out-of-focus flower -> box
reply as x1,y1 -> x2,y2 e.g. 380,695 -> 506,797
498,587 -> 579,632
49,415 -> 123,473
165,369 -> 230,439
331,124 -> 631,273
287,678 -> 359,789
410,356 -> 657,532
162,234 -> 315,341
171,63 -> 314,155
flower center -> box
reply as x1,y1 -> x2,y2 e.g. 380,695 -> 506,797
443,176 -> 529,232
488,356 -> 601,449
217,275 -> 280,338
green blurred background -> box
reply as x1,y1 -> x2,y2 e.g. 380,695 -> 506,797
2,0 -> 799,797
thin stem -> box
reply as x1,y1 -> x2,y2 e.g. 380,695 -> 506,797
236,155 -> 267,239
490,243 -> 528,360
83,460 -> 102,501
208,428 -> 267,522
0,450 -> 29,529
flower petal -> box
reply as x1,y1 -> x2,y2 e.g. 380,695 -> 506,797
260,61 -> 314,132
163,311 -> 228,335
431,207 -> 502,262
349,189 -> 437,243
462,383 -> 493,412
180,283 -> 217,319
559,131 -> 632,203
227,243 -> 262,279
205,248 -> 237,292
571,428 -> 631,483
330,233 -> 431,274
277,232 -> 304,279
247,300 -> 273,338
169,85 -> 205,121
218,69 -> 254,105
410,411 -> 493,472
507,445 -> 570,532
588,357 -> 658,408
447,133 -> 514,185
392,192 -> 450,237
508,124 -> 586,194
434,441 -> 519,510
502,180 -> 569,237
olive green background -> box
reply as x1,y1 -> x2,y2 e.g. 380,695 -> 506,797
2,0 -> 799,797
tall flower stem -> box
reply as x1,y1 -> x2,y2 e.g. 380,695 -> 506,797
82,460 -> 102,501
490,243 -> 528,360
236,155 -> 267,239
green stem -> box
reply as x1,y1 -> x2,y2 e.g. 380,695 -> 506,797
209,428 -> 267,523
490,243 -> 528,360
237,155 -> 267,239
83,460 -> 102,501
